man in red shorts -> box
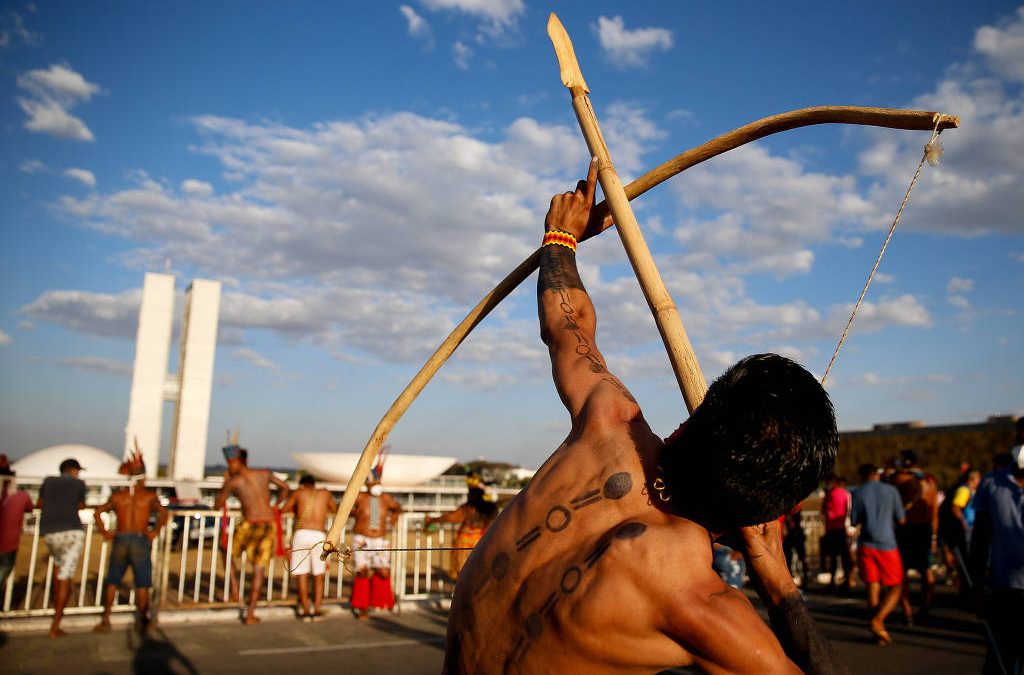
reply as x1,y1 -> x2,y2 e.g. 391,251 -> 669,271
851,463 -> 906,644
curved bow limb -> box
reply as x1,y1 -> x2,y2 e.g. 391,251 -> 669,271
321,103 -> 959,556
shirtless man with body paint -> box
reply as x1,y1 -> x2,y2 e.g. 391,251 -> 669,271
93,450 -> 168,632
348,471 -> 402,618
214,446 -> 290,625
444,159 -> 848,674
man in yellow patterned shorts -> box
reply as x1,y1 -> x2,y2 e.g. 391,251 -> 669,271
215,445 -> 289,625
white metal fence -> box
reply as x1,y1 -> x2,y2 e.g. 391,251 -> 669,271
1,510 -> 455,618
2,507 -> 828,619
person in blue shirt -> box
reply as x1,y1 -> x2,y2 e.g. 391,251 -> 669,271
969,418 -> 1024,674
851,463 -> 906,645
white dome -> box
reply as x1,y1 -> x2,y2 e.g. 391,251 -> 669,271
11,444 -> 123,479
291,452 -> 456,486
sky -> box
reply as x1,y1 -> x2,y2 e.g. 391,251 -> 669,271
1,1 -> 1021,471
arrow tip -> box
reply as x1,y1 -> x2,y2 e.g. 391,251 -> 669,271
547,12 -> 588,95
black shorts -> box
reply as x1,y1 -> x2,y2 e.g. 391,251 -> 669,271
896,523 -> 932,572
820,529 -> 848,557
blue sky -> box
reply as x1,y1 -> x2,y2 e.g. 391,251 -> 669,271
1,1 -> 1021,471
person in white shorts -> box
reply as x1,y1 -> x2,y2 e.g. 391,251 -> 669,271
348,464 -> 402,618
352,534 -> 392,570
37,458 -> 87,638
281,475 -> 337,620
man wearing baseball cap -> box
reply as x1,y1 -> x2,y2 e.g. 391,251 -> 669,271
37,457 -> 87,638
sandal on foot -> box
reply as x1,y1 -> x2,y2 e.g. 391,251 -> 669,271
871,627 -> 893,645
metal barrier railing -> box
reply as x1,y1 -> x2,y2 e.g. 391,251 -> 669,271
1,509 -> 827,618
0,510 -> 459,619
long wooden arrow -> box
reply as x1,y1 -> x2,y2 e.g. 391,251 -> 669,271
549,12 -> 708,411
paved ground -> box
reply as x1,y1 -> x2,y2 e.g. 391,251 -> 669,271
0,585 -> 986,674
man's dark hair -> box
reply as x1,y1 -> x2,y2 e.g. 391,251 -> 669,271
1015,416 -> 1024,442
300,474 -> 315,487
859,463 -> 879,480
661,353 -> 837,532
59,458 -> 82,474
899,449 -> 918,468
467,487 -> 498,518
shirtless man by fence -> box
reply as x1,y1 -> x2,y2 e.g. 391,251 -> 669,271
214,445 -> 290,625
349,467 -> 402,618
92,449 -> 168,632
281,474 -> 337,620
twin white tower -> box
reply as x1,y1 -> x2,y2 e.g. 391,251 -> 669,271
125,273 -> 221,480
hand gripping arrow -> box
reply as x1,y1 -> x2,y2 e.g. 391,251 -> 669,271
548,12 -> 708,411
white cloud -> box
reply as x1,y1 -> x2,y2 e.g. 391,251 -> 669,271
602,102 -> 666,175
974,6 -> 1024,82
63,167 -> 96,188
947,276 -> 975,293
400,4 -> 433,46
52,356 -> 131,376
0,330 -> 11,346
0,10 -> 41,49
672,144 -> 861,278
21,288 -> 141,339
857,6 -> 1024,237
453,40 -> 472,69
17,321 -> 35,330
16,63 -> 100,141
851,371 -> 954,387
181,179 -> 213,196
593,16 -> 672,69
825,294 -> 932,335
233,347 -> 277,370
418,0 -> 523,34
948,294 -> 971,309
19,158 -> 46,173
441,369 -> 516,390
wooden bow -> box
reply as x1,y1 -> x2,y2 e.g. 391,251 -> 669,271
320,35 -> 958,559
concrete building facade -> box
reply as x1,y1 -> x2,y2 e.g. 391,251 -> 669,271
124,273 -> 221,480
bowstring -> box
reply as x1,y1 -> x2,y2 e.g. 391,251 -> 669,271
820,119 -> 944,386
286,540 -> 477,575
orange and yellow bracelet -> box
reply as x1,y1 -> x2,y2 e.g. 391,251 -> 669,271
542,229 -> 577,252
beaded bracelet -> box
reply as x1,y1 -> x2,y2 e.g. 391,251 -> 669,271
542,229 -> 577,252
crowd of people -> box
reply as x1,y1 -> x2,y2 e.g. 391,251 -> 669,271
741,415 -> 1021,674
0,445 -> 501,635
0,405 -> 1019,672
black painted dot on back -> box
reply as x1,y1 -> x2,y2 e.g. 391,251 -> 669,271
603,472 -> 633,499
615,522 -> 647,539
492,552 -> 510,580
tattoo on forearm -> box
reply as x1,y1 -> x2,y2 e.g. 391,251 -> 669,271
546,280 -> 637,404
538,245 -> 584,293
